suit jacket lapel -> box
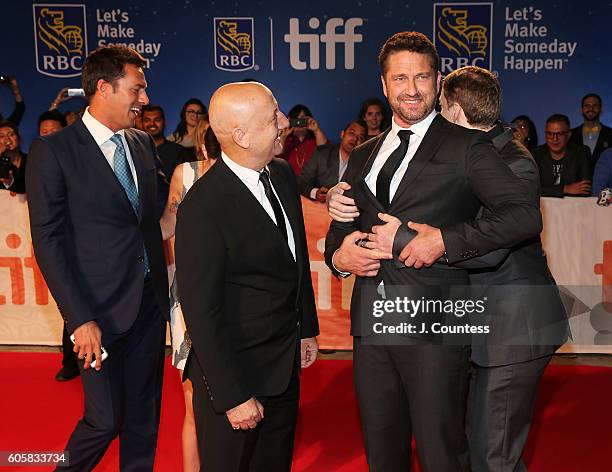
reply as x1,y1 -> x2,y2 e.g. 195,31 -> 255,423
74,119 -> 138,220
390,115 -> 446,208
358,129 -> 391,212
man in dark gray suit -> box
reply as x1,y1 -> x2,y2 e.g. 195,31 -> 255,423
298,120 -> 366,201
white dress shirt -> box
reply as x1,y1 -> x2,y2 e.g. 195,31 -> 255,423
222,152 -> 296,261
365,110 -> 437,199
81,107 -> 139,190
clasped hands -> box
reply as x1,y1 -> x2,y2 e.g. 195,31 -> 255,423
226,337 -> 317,430
328,182 -> 446,273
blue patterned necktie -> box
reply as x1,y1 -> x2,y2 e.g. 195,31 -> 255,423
110,134 -> 149,273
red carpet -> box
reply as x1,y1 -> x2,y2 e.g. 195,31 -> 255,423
0,353 -> 610,471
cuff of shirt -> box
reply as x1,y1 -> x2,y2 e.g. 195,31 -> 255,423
310,187 -> 319,200
332,249 -> 351,278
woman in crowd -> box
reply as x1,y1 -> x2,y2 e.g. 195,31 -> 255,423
358,97 -> 389,138
167,98 -> 208,149
512,115 -> 539,150
0,121 -> 27,194
160,119 -> 220,472
278,104 -> 328,175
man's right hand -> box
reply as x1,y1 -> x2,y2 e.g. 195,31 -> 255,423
564,180 -> 592,195
326,182 -> 360,222
72,320 -> 103,371
226,397 -> 264,431
333,231 -> 392,276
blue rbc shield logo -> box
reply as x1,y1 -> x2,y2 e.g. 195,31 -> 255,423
214,18 -> 255,72
433,3 -> 493,73
33,4 -> 88,78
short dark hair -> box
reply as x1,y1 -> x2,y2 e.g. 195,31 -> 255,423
38,110 -> 67,128
287,104 -> 313,120
443,66 -> 501,127
81,45 -> 147,98
581,93 -> 602,107
0,120 -> 20,140
142,104 -> 166,122
344,119 -> 367,133
379,32 -> 439,76
546,114 -> 570,128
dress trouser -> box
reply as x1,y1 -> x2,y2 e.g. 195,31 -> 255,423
61,323 -> 78,369
191,361 -> 300,472
353,337 -> 471,472
56,277 -> 166,472
467,355 -> 552,472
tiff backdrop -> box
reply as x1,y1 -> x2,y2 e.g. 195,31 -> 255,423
0,0 -> 611,147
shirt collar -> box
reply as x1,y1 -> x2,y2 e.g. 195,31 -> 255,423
82,107 -> 125,145
389,109 -> 437,140
221,151 -> 264,189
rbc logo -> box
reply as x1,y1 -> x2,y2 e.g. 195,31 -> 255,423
33,4 -> 88,78
284,17 -> 363,70
433,3 -> 493,73
214,18 -> 255,72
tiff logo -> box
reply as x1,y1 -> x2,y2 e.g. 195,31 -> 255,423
284,17 -> 363,70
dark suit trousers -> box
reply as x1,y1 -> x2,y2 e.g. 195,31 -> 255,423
467,355 -> 551,472
353,337 -> 471,472
61,322 -> 78,369
57,278 -> 166,472
192,363 -> 300,472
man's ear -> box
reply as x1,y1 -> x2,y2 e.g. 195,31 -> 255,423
340,130 -> 345,140
381,75 -> 388,99
97,79 -> 112,99
232,128 -> 249,149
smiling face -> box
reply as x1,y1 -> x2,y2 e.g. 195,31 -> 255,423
142,109 -> 165,139
364,104 -> 383,131
582,96 -> 601,122
340,122 -> 367,155
95,63 -> 149,132
250,93 -> 289,162
381,51 -> 440,127
185,103 -> 205,127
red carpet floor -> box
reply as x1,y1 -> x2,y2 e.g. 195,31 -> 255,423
0,353 -> 610,471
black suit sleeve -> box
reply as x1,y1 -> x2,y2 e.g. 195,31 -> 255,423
146,134 -> 169,218
175,197 -> 250,413
578,145 -> 594,180
298,147 -> 323,198
26,139 -> 97,332
442,134 -> 542,264
324,149 -> 361,276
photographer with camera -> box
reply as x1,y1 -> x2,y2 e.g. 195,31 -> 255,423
278,104 -> 328,175
0,75 -> 25,126
0,121 -> 26,193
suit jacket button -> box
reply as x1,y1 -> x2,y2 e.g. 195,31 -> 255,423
137,256 -> 144,262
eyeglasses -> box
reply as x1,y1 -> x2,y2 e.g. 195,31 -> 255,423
186,110 -> 205,116
545,131 -> 569,139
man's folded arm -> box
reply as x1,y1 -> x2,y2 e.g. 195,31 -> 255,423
26,138 -> 96,332
175,200 -> 249,413
442,134 -> 542,264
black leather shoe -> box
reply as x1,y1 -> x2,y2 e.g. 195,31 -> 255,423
55,365 -> 80,382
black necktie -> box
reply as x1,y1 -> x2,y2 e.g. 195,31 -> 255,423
376,130 -> 413,209
259,169 -> 288,241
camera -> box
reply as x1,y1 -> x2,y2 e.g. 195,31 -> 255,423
290,117 -> 309,128
0,75 -> 10,84
67,88 -> 85,97
0,153 -> 11,179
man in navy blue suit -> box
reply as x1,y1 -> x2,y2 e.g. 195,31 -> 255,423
27,46 -> 169,471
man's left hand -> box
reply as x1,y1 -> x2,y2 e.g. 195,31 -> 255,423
301,337 -> 318,368
363,213 -> 402,255
399,222 -> 445,269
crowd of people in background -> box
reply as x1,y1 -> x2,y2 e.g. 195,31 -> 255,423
1,75 -> 611,201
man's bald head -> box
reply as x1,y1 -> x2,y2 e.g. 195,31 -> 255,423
209,82 -> 272,139
208,82 -> 288,170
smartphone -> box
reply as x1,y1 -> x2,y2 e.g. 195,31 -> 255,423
70,334 -> 108,368
290,117 -> 309,128
0,75 -> 9,84
67,88 -> 85,97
